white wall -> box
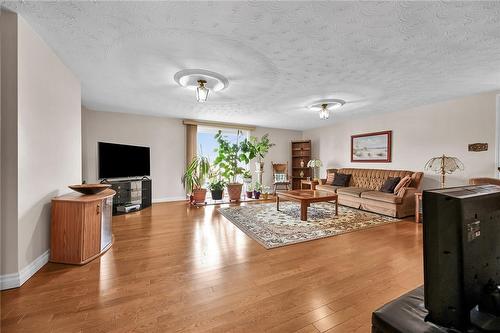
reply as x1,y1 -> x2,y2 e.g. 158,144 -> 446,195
16,16 -> 82,271
1,10 -> 20,277
250,127 -> 302,188
82,108 -> 186,201
303,92 -> 499,189
82,109 -> 301,198
1,12 -> 82,289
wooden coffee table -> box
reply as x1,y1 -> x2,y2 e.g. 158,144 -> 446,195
276,190 -> 338,221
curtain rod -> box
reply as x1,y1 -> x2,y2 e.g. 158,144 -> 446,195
182,119 -> 256,131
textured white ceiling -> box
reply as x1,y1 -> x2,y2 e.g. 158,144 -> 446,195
4,1 -> 500,130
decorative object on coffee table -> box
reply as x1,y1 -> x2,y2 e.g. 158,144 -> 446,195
277,190 -> 338,221
291,140 -> 311,189
425,154 -> 464,188
69,183 -> 111,195
307,159 -> 323,181
351,130 -> 392,162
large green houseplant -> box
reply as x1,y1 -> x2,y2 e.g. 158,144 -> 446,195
181,155 -> 210,204
240,133 -> 275,172
213,130 -> 246,201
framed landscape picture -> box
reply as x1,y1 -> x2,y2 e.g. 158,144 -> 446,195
351,130 -> 392,162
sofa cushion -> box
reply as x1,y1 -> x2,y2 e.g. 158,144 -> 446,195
325,172 -> 335,185
380,177 -> 401,193
394,175 -> 412,195
337,187 -> 369,198
316,184 -> 342,193
333,173 -> 351,187
361,191 -> 402,204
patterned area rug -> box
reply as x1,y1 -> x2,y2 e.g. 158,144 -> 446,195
218,202 -> 401,249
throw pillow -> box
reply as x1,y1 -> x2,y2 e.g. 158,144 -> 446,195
394,175 -> 412,195
326,172 -> 335,185
380,177 -> 401,193
274,173 -> 287,183
332,173 -> 351,187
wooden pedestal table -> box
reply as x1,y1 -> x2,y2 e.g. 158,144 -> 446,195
277,190 -> 338,221
51,189 -> 116,265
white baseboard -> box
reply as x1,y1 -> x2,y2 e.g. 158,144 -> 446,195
0,250 -> 49,290
152,196 -> 187,203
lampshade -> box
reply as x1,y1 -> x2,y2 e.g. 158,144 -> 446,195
307,159 -> 323,168
425,154 -> 464,188
425,155 -> 464,174
196,80 -> 209,103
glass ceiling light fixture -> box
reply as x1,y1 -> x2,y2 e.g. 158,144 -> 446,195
308,99 -> 346,120
319,104 -> 329,120
174,69 -> 229,103
196,80 -> 209,103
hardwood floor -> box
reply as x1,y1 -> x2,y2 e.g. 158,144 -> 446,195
1,201 -> 423,332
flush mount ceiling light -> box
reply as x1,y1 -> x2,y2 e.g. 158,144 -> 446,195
174,69 -> 229,103
308,99 -> 346,120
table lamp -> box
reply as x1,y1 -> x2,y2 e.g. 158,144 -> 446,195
307,159 -> 323,181
424,154 -> 464,188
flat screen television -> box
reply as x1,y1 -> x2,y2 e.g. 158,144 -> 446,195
98,142 -> 150,179
423,184 -> 500,331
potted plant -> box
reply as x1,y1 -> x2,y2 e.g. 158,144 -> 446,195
261,185 -> 271,200
214,130 -> 246,201
245,183 -> 254,199
181,155 -> 210,204
208,179 -> 225,200
242,170 -> 252,184
240,133 -> 275,172
253,182 -> 262,199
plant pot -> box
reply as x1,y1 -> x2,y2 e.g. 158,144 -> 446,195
262,193 -> 269,200
246,191 -> 253,198
227,183 -> 243,202
253,190 -> 261,199
211,189 -> 223,200
192,188 -> 207,204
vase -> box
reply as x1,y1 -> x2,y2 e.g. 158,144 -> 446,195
192,188 -> 207,204
300,160 -> 305,168
299,170 -> 304,178
210,189 -> 223,200
253,190 -> 261,199
227,183 -> 243,201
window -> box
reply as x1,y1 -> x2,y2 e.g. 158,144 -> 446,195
197,126 -> 249,164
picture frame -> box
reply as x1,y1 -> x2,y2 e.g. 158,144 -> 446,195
351,130 -> 392,163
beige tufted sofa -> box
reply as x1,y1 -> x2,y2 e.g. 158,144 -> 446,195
317,168 -> 424,218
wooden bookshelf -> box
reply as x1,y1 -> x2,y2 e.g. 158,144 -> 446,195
291,140 -> 312,189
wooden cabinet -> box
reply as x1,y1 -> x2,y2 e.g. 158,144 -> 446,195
50,189 -> 115,265
291,140 -> 312,189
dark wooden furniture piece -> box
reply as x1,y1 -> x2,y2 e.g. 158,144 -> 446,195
271,162 -> 291,194
104,178 -> 152,215
276,190 -> 338,221
291,140 -> 312,189
300,179 -> 319,190
50,189 -> 116,265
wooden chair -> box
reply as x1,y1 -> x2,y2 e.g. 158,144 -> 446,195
272,161 -> 291,194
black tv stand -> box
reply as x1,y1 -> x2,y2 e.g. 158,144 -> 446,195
103,178 -> 152,215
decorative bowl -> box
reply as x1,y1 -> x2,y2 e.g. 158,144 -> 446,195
69,184 -> 111,195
